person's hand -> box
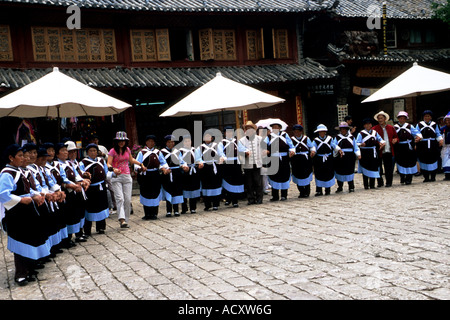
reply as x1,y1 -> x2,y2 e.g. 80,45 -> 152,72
198,163 -> 204,169
439,140 -> 444,147
113,168 -> 121,176
20,197 -> 33,205
379,142 -> 386,150
310,151 -> 316,158
82,172 -> 91,179
289,151 -> 295,158
162,168 -> 171,175
360,143 -> 366,147
415,136 -> 422,143
339,150 -> 344,158
392,138 -> 398,144
32,194 -> 45,206
357,155 -> 362,160
182,165 -> 189,172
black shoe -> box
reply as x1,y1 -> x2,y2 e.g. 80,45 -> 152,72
15,278 -> 28,286
190,210 -> 196,214
349,188 -> 355,193
414,172 -> 421,176
166,212 -> 172,217
255,199 -> 263,204
270,198 -> 279,201
325,190 -> 331,195
97,229 -> 105,234
75,236 -> 87,242
280,197 -> 287,201
232,203 -> 239,208
142,216 -> 151,220
212,207 -> 218,211
34,263 -> 45,270
315,192 -> 323,197
26,274 -> 37,282
423,178 -> 430,183
149,215 -> 158,220
385,184 -> 392,188
335,187 -> 343,193
180,211 -> 187,214
174,212 -> 180,217
224,201 -> 230,206
204,207 -> 211,211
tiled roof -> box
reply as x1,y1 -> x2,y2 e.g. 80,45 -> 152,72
0,60 -> 337,90
332,0 -> 445,19
0,0 -> 333,12
328,44 -> 450,62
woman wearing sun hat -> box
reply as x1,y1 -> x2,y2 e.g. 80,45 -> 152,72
393,111 -> 422,185
415,110 -> 444,182
312,124 -> 338,196
107,131 -> 145,228
333,122 -> 361,193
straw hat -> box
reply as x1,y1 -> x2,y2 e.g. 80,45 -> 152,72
244,121 -> 257,130
339,122 -> 350,129
374,111 -> 390,121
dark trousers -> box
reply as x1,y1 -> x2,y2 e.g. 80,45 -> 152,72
203,195 -> 220,209
244,166 -> 263,204
84,219 -> 106,235
182,198 -> 198,212
271,188 -> 287,200
337,180 -> 355,190
421,169 -> 436,181
143,205 -> 158,219
224,191 -> 239,205
363,175 -> 376,189
378,152 -> 394,186
166,202 -> 179,213
400,174 -> 413,184
14,254 -> 34,279
297,184 -> 311,197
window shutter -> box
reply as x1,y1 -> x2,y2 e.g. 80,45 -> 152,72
156,28 -> 171,61
273,28 -> 289,59
0,25 -> 13,61
199,28 -> 214,60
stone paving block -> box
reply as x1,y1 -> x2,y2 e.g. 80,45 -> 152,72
1,177 -> 449,300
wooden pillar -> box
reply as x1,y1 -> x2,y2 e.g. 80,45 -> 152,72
124,107 -> 138,147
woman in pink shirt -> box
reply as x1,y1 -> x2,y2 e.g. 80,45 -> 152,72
107,132 -> 146,228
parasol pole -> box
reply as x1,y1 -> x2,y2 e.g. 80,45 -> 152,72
383,2 -> 387,56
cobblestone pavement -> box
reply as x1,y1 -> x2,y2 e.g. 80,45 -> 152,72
1,174 -> 449,301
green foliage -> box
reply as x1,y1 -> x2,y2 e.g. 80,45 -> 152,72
432,0 -> 450,26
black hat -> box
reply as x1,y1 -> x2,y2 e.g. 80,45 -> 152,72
22,142 -> 38,153
55,142 -> 67,155
344,115 -> 353,121
362,118 -> 374,125
422,110 -> 433,117
145,134 -> 156,142
85,143 -> 99,152
37,148 -> 50,158
42,142 -> 55,150
164,135 -> 174,142
293,124 -> 303,131
2,144 -> 23,162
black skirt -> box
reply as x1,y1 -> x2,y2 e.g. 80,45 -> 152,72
138,170 -> 162,200
334,152 -> 356,176
291,154 -> 313,180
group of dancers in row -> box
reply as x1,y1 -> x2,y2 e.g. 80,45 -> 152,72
0,109 -> 449,286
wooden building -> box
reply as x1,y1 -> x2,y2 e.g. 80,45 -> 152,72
305,0 -> 450,126
0,0 -> 339,151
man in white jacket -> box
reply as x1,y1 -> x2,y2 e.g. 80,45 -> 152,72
239,121 -> 265,205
